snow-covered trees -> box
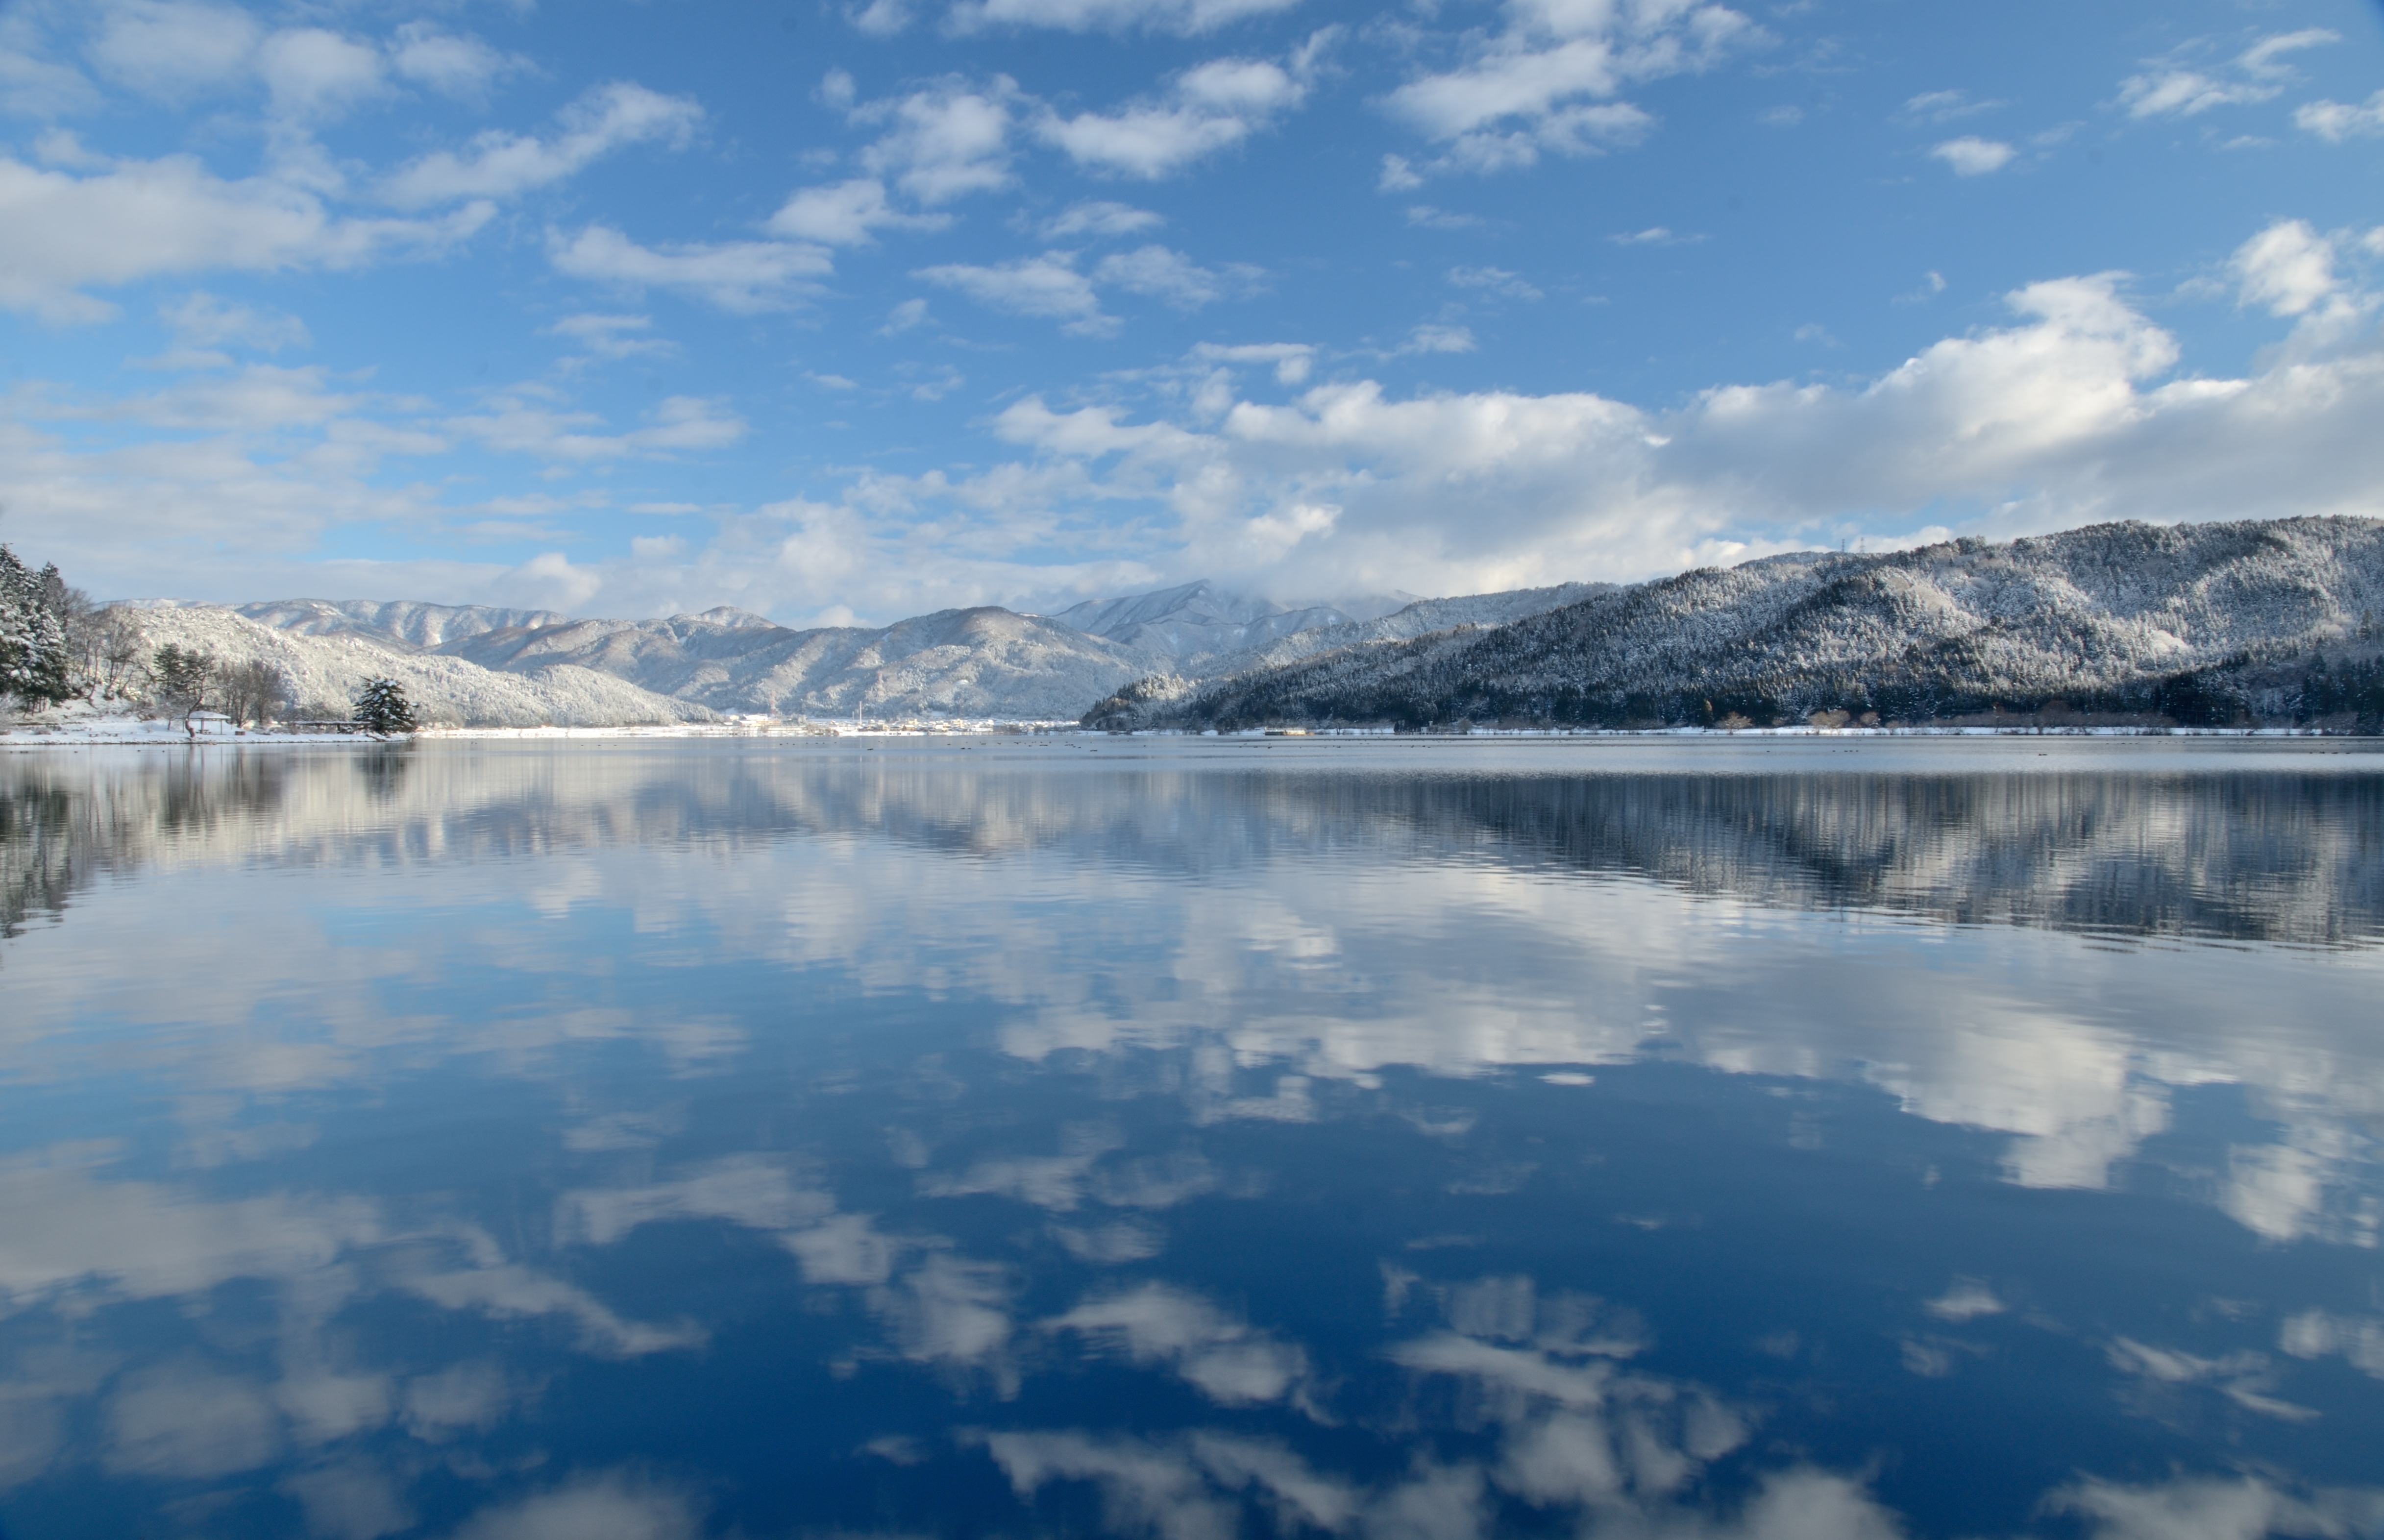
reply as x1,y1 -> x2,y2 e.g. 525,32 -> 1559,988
0,545 -> 71,706
353,678 -> 418,735
71,607 -> 147,702
150,644 -> 218,737
1094,517 -> 2384,733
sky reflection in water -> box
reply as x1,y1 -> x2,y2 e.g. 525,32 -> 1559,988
0,737 -> 2380,1540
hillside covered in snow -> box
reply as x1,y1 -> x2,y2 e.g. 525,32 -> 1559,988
170,579 -> 1596,723
90,519 -> 2384,729
130,606 -> 716,727
1085,519 -> 2384,732
435,605 -> 1145,720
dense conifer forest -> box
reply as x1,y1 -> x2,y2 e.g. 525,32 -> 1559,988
1085,519 -> 2384,732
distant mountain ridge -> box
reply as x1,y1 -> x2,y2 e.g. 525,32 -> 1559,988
228,599 -> 576,649
130,607 -> 715,728
125,519 -> 2384,728
1041,580 -> 1369,666
165,576 -> 1582,723
436,606 -> 1141,720
1084,519 -> 2384,732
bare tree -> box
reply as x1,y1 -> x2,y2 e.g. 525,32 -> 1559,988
95,609 -> 149,701
69,604 -> 147,701
216,659 -> 290,727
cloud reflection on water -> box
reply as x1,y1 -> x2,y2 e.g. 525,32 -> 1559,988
0,741 -> 2380,1537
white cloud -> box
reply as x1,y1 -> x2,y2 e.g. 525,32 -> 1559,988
1095,245 -> 1257,308
12,218 -> 2383,636
256,28 -> 385,121
768,177 -> 950,244
2231,219 -> 2340,317
1043,200 -> 1166,238
915,251 -> 1112,333
881,297 -> 932,334
86,1 -> 260,101
983,1429 -> 1358,1540
161,292 -> 309,352
404,1260 -> 706,1356
1050,1283 -> 1316,1408
1901,88 -> 2002,123
0,32 -> 100,117
2119,29 -> 2337,120
1402,323 -> 1475,353
1449,265 -> 1542,300
447,1472 -> 704,1540
2051,1476 -> 2384,1540
946,0 -> 1302,37
913,242 -> 1255,331
848,0 -> 916,37
875,1253 -> 1017,1377
968,250 -> 2384,600
388,24 -> 525,102
2280,1310 -> 2384,1379
557,1158 -> 830,1245
1609,225 -> 1695,245
1036,57 -> 1306,178
548,225 -> 832,313
0,151 -> 492,321
1191,342 -> 1313,384
1405,203 -> 1480,229
448,393 -> 749,461
1931,136 -> 2014,175
104,1361 -> 284,1480
546,313 -> 674,362
382,81 -> 701,209
1381,0 -> 1752,179
2297,90 -> 2384,142
855,78 -> 1019,204
2240,29 -> 2339,75
1922,1281 -> 2004,1322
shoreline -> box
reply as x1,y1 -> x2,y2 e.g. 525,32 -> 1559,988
3,717 -> 2370,748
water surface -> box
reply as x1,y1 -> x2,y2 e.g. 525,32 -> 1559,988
2,737 -> 2380,1539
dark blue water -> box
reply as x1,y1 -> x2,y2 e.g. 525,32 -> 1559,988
1,737 -> 2380,1540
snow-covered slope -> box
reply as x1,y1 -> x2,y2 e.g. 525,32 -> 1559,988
1042,581 -> 1360,666
131,607 -> 715,726
1090,519 -> 2384,730
1193,582 -> 1612,677
188,578 -> 1613,723
439,606 -> 1143,719
220,599 -> 574,649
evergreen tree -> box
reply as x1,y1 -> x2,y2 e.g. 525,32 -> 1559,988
151,643 -> 218,737
0,545 -> 70,706
353,677 -> 418,735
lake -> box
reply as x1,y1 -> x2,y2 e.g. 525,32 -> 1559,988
1,736 -> 2380,1540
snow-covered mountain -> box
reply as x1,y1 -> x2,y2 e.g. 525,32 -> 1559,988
131,606 -> 715,726
437,606 -> 1141,719
223,599 -> 575,649
1191,581 -> 1611,677
196,579 -> 1573,723
1040,581 -> 1366,666
155,521 -> 2384,730
1087,519 -> 2384,731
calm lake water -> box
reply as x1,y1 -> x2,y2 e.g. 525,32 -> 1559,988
2,737 -> 2381,1540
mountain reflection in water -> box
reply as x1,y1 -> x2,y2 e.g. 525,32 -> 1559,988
0,738 -> 2378,1540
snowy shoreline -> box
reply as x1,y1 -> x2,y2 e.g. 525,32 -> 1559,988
2,710 -> 2366,748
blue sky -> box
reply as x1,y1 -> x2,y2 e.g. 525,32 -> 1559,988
1,0 -> 2381,624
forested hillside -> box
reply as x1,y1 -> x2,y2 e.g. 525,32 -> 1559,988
1086,519 -> 2384,732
